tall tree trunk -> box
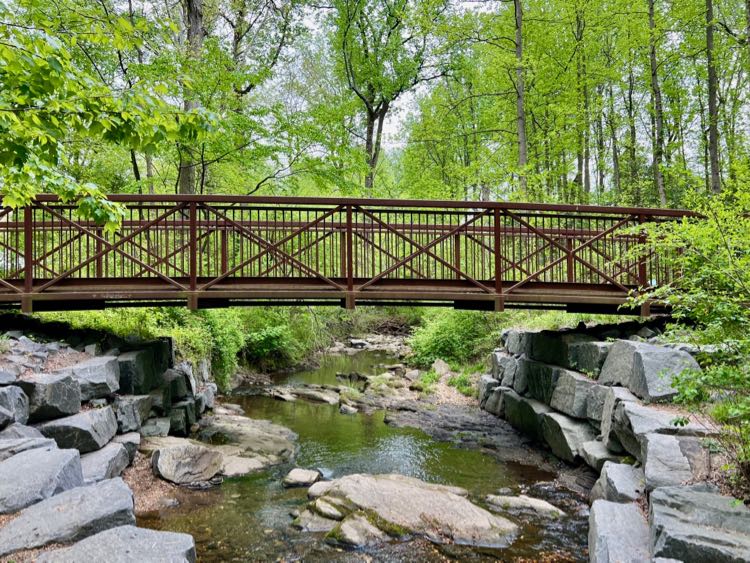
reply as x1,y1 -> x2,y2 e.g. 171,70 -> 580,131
607,84 -> 621,196
626,68 -> 639,203
145,154 -> 155,194
364,104 -> 388,191
746,0 -> 750,69
583,54 -> 591,195
178,0 -> 203,195
514,0 -> 528,195
595,90 -> 606,198
706,0 -> 721,193
648,0 -> 668,205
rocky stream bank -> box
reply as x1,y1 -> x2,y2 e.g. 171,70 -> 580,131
479,322 -> 750,562
2,316 -> 747,562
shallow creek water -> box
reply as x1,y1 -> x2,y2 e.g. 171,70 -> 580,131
140,351 -> 589,562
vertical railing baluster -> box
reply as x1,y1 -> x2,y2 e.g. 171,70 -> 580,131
493,207 -> 503,311
22,205 -> 33,312
189,201 -> 197,310
345,204 -> 354,309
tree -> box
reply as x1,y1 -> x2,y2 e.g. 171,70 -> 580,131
332,0 -> 447,190
0,2 -> 208,230
706,0 -> 722,193
513,0 -> 528,195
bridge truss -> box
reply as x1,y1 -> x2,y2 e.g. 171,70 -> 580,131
0,195 -> 689,314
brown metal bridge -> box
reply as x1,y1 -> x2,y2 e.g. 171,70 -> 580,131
0,195 -> 690,314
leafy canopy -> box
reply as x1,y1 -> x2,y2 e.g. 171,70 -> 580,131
0,3 -> 211,231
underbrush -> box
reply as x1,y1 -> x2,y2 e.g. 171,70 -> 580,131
38,306 -> 423,392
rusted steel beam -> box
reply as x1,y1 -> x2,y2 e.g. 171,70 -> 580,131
27,193 -> 698,218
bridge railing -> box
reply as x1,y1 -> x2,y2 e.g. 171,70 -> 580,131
0,195 -> 692,311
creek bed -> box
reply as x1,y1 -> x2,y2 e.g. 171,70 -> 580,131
139,351 -> 589,561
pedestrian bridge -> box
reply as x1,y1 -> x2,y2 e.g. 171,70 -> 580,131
0,195 -> 690,314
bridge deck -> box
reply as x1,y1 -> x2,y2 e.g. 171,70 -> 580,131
0,195 -> 689,313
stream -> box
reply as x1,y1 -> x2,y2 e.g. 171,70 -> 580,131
140,350 -> 589,561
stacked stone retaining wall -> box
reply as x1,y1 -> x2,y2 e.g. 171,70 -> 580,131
0,321 -> 221,560
478,322 -> 750,563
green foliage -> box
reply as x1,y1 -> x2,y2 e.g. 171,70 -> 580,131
447,372 -> 476,398
243,325 -> 297,371
0,2 -> 211,229
410,369 -> 440,393
636,189 -> 750,492
408,309 -> 503,367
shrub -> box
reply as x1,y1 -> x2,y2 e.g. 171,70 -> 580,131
408,309 -> 502,367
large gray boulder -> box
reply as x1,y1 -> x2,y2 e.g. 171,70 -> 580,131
612,402 -> 713,460
117,349 -> 158,394
512,356 -> 529,394
589,500 -> 650,562
17,373 -> 81,422
0,436 -> 57,462
0,422 -> 44,439
114,395 -> 152,432
38,406 -> 118,453
141,416 -> 171,437
0,477 -> 135,556
112,432 -> 140,464
585,385 -> 610,427
540,412 -> 597,463
0,447 -> 83,513
580,440 -> 620,472
0,404 -> 13,429
600,387 -> 639,452
55,356 -> 120,401
0,385 -> 28,424
81,442 -> 130,484
527,331 -> 595,366
599,340 -> 700,402
484,386 -> 511,417
642,434 -> 708,491
503,389 -> 551,442
36,525 -> 196,563
650,484 -> 750,562
490,350 -> 512,379
162,367 -> 190,400
523,359 -> 563,404
151,439 -> 223,485
478,374 -> 500,409
568,341 -> 611,376
504,330 -> 533,355
550,370 -> 596,418
590,462 -> 645,503
500,355 -> 519,387
307,473 -> 518,547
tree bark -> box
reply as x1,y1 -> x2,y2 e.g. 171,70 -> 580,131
607,84 -> 621,196
364,104 -> 388,190
177,0 -> 203,195
706,0 -> 721,193
648,0 -> 667,205
626,68 -> 639,203
514,0 -> 528,195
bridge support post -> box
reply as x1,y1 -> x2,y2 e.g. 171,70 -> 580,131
493,208 -> 503,312
345,205 -> 354,309
23,205 -> 33,313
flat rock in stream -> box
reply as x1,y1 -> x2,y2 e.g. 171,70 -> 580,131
283,467 -> 321,488
485,494 -> 566,518
304,473 -> 518,547
197,411 -> 297,464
